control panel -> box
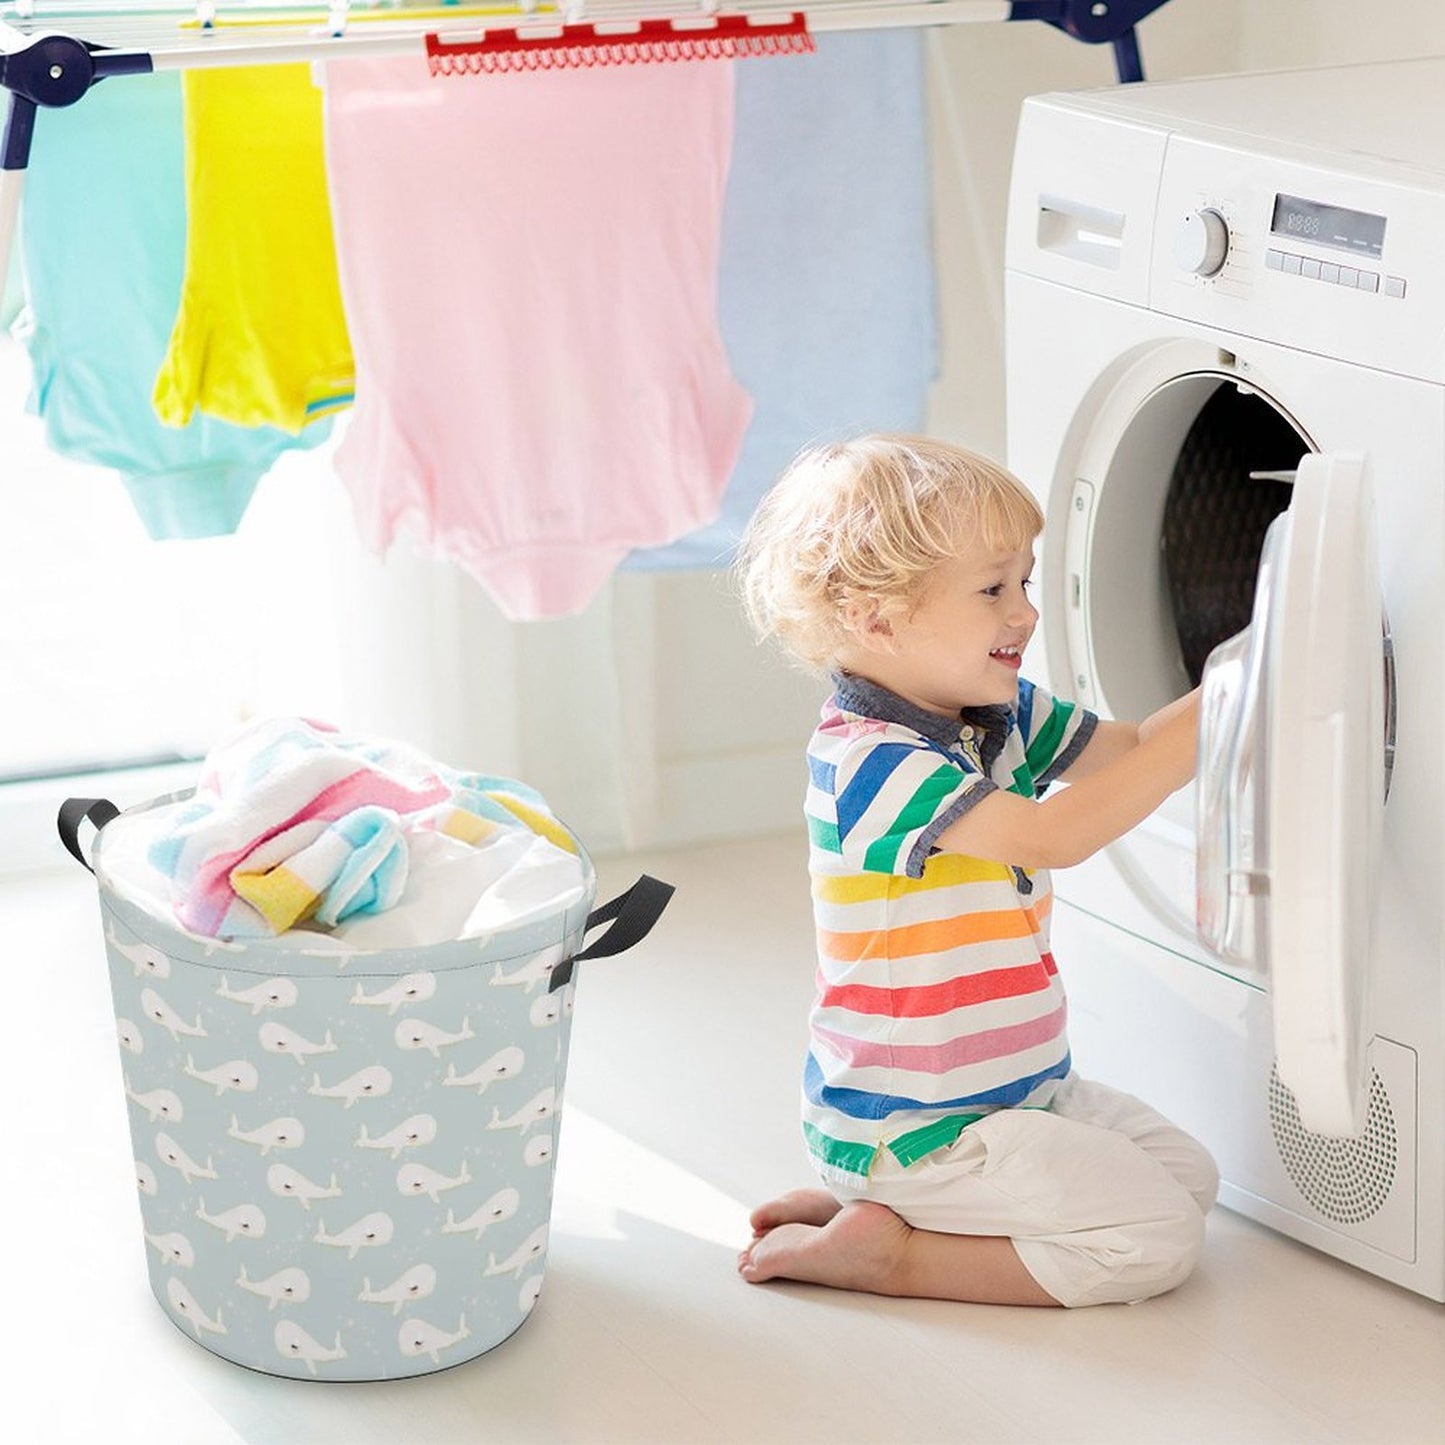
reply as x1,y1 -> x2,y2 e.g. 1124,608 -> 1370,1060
1151,132 -> 1445,382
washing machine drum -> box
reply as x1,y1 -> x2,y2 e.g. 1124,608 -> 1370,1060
1162,383 -> 1306,685
1070,374 -> 1310,725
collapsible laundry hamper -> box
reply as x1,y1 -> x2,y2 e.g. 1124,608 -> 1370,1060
59,794 -> 672,1382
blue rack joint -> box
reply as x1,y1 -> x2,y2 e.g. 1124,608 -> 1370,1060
2,33 -> 152,170
1010,0 -> 1175,84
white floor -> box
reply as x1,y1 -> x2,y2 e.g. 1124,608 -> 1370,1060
7,830 -> 1444,1445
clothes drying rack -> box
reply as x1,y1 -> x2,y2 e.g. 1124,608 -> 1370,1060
0,0 -> 1169,307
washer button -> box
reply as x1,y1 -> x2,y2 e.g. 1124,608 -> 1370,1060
1358,271 -> 1380,292
1301,258 -> 1322,279
1385,276 -> 1407,298
1321,263 -> 1340,284
1266,249 -> 1285,270
1282,253 -> 1302,275
1339,266 -> 1359,287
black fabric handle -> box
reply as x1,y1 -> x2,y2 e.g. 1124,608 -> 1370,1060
548,874 -> 675,992
57,797 -> 120,873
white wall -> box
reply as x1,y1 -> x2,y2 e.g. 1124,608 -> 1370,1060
355,0 -> 1445,858
1234,1 -> 1445,71
923,0 -> 1242,459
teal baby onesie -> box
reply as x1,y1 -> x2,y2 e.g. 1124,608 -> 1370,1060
13,71 -> 329,539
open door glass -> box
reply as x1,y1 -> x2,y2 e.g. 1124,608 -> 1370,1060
1198,451 -> 1384,1135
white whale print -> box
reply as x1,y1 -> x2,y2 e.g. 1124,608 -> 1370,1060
274,1321 -> 346,1376
441,1188 -> 519,1241
355,1114 -> 437,1158
398,1314 -> 470,1365
136,1161 -> 159,1196
182,1055 -> 259,1097
108,923 -> 171,979
145,1230 -> 195,1268
529,993 -> 563,1028
485,1224 -> 549,1279
396,1161 -> 471,1203
488,1225 -> 549,1283
487,1087 -> 556,1134
215,975 -> 298,1014
308,1065 -> 393,1108
441,1046 -> 525,1095
350,972 -> 436,1015
266,1163 -> 342,1210
166,1277 -> 226,1338
116,1018 -> 144,1055
155,1131 -> 217,1185
195,1198 -> 267,1243
125,1077 -> 183,1124
519,1275 -> 544,1314
227,1114 -> 305,1154
394,1016 -> 475,1058
259,1021 -> 338,1066
314,1211 -> 394,1259
140,987 -> 206,1041
358,1263 -> 436,1315
237,1265 -> 310,1311
489,947 -> 562,993
523,1134 -> 554,1168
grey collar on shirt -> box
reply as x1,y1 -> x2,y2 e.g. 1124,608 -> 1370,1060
829,671 -> 1033,894
830,671 -> 1014,752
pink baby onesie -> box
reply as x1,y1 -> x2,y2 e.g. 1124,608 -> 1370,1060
322,55 -> 752,620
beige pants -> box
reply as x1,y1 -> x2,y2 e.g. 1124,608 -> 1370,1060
828,1074 -> 1219,1307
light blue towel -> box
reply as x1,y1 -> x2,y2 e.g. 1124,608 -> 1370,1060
13,72 -> 329,540
625,31 -> 938,571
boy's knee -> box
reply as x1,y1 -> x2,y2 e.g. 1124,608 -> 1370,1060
1187,1149 -> 1221,1216
1154,1199 -> 1208,1293
1125,1198 -> 1208,1303
1051,1200 -> 1209,1307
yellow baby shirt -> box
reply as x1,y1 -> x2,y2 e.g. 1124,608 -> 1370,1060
152,63 -> 354,435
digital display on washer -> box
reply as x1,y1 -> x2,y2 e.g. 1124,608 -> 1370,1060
1270,193 -> 1386,258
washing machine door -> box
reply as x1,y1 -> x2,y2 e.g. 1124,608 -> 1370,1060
1197,451 -> 1384,1137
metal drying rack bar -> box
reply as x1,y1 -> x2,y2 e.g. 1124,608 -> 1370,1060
0,0 -> 1171,335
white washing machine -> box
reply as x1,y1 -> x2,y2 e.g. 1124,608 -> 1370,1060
1005,57 -> 1445,1300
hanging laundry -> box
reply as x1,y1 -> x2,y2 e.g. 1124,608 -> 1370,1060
321,54 -> 751,621
152,64 -> 354,434
626,30 -> 939,571
13,72 -> 330,539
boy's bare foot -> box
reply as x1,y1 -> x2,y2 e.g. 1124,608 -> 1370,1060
748,1188 -> 842,1238
738,1196 -> 1061,1306
738,1200 -> 911,1292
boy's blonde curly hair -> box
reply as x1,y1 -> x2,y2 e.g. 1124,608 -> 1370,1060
736,434 -> 1044,673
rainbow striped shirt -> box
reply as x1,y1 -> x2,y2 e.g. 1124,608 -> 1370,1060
801,673 -> 1098,1182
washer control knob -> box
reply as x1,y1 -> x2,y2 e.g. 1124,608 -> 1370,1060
1174,208 -> 1231,277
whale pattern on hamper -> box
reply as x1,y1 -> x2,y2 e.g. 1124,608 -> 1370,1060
101,882 -> 590,1381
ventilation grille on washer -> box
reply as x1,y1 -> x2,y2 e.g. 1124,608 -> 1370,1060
1268,1065 -> 1397,1225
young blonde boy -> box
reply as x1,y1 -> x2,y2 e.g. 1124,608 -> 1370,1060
735,434 -> 1217,1308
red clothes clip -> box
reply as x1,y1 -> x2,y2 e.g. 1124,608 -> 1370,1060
425,13 -> 814,74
